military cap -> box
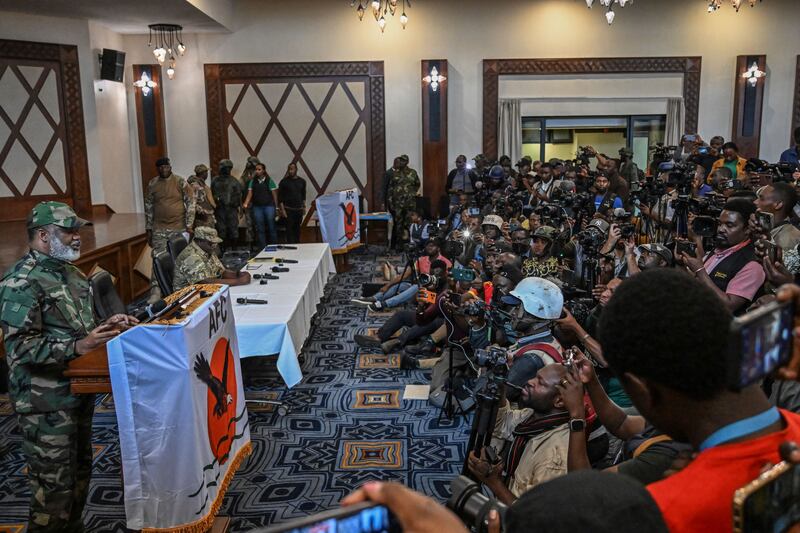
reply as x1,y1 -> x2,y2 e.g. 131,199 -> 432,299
638,243 -> 673,266
398,154 -> 410,164
155,157 -> 171,167
27,201 -> 91,230
474,154 -> 487,162
193,226 -> 223,243
219,159 -> 234,169
533,225 -> 558,242
194,163 -> 209,175
246,156 -> 261,165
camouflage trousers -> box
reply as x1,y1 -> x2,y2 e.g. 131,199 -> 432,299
17,396 -> 95,532
215,207 -> 239,250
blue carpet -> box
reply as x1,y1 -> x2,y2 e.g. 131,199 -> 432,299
0,248 -> 471,532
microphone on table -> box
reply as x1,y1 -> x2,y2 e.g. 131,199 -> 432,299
236,297 -> 268,305
251,257 -> 298,264
277,245 -> 298,250
272,266 -> 290,273
134,300 -> 167,322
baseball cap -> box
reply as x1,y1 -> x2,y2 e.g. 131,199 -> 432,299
638,243 -> 673,266
193,226 -> 223,243
27,201 -> 91,230
482,214 -> 504,230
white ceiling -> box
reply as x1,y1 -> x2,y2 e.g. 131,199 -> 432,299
0,0 -> 231,33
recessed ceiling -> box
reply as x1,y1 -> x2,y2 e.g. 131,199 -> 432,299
0,0 -> 230,33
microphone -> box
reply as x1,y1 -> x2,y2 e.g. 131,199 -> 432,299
134,300 -> 167,321
236,297 -> 268,305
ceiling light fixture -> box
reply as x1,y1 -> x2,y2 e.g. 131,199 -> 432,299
581,0 -> 633,25
133,71 -> 157,96
351,0 -> 410,33
742,62 -> 766,87
707,0 -> 762,13
147,24 -> 186,78
422,66 -> 446,92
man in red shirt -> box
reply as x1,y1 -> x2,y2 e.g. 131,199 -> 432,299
597,269 -> 800,533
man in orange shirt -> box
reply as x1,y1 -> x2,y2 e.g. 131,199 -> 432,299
597,269 -> 800,533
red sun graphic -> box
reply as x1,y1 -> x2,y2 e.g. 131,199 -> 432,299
202,338 -> 238,465
342,202 -> 357,240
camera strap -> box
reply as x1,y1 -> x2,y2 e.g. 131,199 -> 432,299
698,406 -> 780,451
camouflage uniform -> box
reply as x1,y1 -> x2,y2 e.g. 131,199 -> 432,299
144,172 -> 194,255
211,160 -> 243,250
384,154 -> 420,247
240,156 -> 261,247
0,202 -> 96,532
188,164 -> 216,230
173,228 -> 225,290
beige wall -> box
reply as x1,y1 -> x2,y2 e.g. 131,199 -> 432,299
5,0 -> 800,214
120,0 -> 800,199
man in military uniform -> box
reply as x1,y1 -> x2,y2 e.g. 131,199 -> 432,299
145,157 -> 195,298
173,227 -> 251,290
211,159 -> 242,252
0,202 -> 137,531
188,164 -> 216,230
618,147 -> 641,187
382,154 -> 420,249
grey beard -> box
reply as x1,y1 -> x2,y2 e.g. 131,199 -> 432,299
48,233 -> 80,262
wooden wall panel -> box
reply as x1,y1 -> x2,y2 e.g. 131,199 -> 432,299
731,55 -> 766,159
0,38 -> 91,221
132,64 -> 167,198
422,59 -> 448,218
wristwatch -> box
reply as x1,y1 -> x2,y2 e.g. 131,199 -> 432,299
569,418 -> 586,432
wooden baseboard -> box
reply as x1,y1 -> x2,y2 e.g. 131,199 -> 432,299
92,204 -> 116,217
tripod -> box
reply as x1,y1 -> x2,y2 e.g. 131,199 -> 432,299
461,377 -> 504,476
436,342 -> 470,422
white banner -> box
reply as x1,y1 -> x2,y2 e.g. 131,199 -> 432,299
107,286 -> 251,532
315,188 -> 361,253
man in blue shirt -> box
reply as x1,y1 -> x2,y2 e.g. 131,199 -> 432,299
779,127 -> 800,166
592,173 -> 623,216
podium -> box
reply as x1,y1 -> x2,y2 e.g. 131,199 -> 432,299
64,346 -> 111,394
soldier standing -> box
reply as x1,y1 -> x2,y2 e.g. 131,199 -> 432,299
188,164 -> 216,230
211,159 -> 242,252
145,157 -> 194,297
382,154 -> 420,249
0,202 -> 138,531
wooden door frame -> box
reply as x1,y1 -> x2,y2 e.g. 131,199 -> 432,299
204,61 -> 385,210
482,56 -> 702,160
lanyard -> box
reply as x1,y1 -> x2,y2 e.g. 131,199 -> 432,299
699,407 -> 780,451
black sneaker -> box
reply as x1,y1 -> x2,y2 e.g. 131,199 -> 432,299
400,353 -> 419,370
405,339 -> 435,356
354,334 -> 382,348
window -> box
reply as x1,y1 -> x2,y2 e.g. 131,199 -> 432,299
520,115 -> 666,170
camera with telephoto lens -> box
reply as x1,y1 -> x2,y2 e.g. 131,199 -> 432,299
619,223 -> 636,238
649,143 -> 678,168
474,346 -> 509,378
577,223 -> 607,252
448,475 -> 508,533
534,202 -> 564,224
745,158 -> 799,183
418,273 -> 439,288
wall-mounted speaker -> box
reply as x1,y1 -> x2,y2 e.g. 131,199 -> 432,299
100,48 -> 126,82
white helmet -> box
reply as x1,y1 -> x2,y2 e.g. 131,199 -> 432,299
509,277 -> 564,320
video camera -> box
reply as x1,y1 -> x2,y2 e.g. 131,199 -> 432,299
745,158 -> 799,183
474,346 -> 510,379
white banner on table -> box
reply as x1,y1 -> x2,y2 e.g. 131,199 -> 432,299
107,286 -> 251,532
315,188 -> 361,253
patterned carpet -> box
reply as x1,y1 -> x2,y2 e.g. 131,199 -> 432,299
0,248 -> 471,532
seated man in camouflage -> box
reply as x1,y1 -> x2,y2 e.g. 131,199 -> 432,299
173,227 -> 251,290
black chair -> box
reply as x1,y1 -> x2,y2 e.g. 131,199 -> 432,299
89,271 -> 125,321
167,235 -> 188,263
153,251 -> 175,296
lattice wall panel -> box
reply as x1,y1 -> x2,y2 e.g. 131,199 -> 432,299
225,79 -> 368,217
0,60 -> 68,200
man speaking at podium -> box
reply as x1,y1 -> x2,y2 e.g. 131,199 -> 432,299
0,201 -> 137,532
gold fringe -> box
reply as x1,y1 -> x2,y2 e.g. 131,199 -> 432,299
143,441 -> 253,533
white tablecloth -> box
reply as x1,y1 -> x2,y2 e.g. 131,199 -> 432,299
228,243 -> 335,387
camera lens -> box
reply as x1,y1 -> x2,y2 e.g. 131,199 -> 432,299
447,475 -> 506,533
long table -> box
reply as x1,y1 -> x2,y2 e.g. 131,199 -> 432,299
228,243 -> 335,388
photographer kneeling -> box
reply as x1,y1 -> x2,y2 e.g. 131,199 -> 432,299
355,260 -> 449,355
